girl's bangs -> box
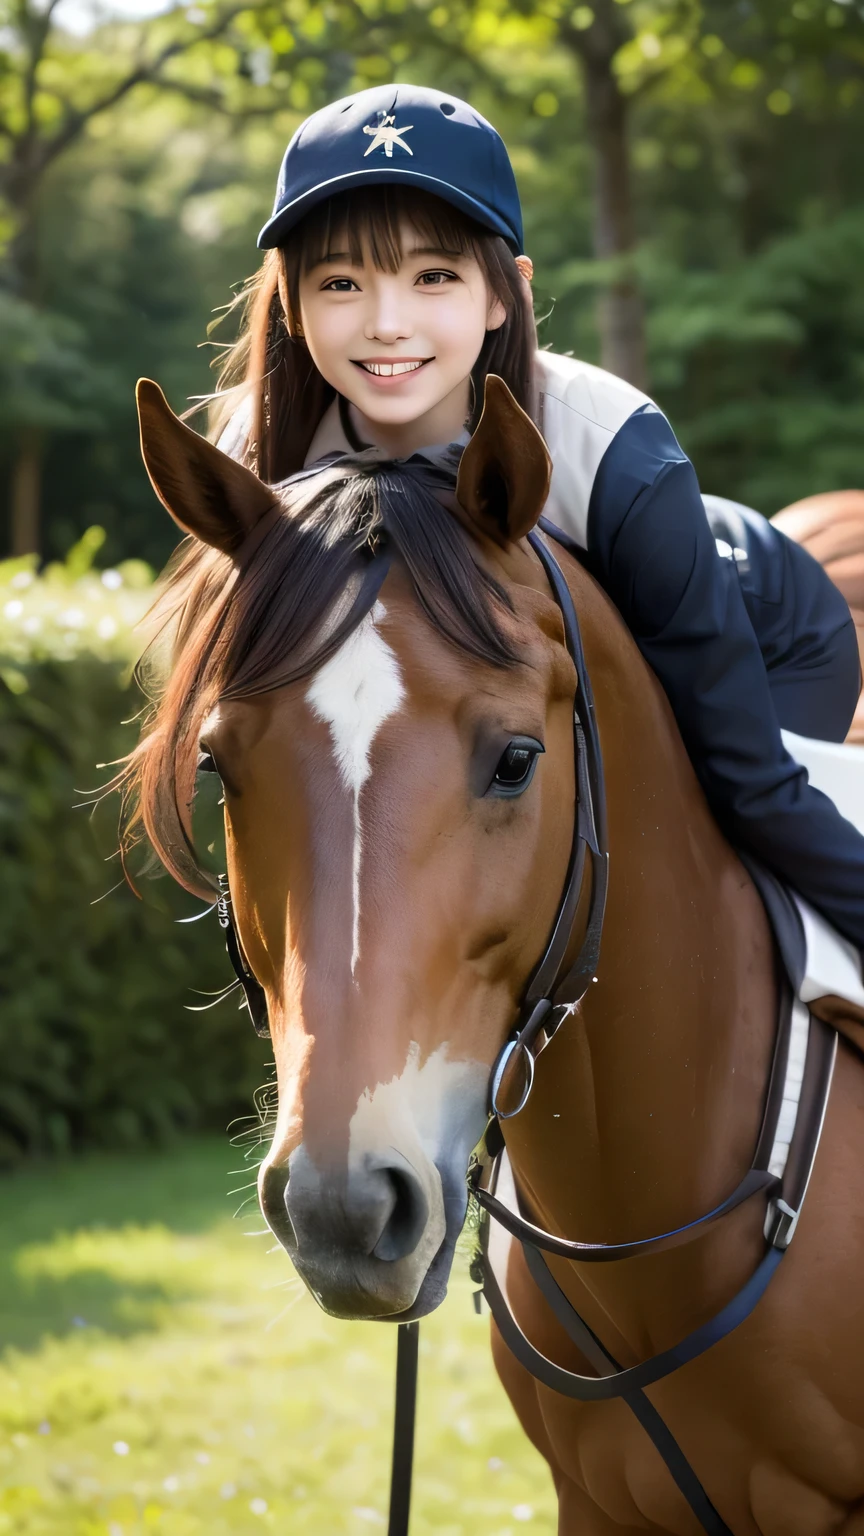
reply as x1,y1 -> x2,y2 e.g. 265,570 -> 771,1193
295,186 -> 482,274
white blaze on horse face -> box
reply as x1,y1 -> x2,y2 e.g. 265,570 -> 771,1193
348,1041 -> 489,1272
306,603 -> 405,974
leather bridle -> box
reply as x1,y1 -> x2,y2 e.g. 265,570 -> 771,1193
486,525 -> 610,1121
214,520 -> 836,1536
463,524 -> 835,1536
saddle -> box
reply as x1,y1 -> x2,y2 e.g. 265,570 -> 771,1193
774,728 -> 864,1043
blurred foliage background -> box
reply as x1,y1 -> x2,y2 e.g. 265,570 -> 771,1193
3,0 -> 864,568
2,0 -> 864,1158
0,538 -> 266,1165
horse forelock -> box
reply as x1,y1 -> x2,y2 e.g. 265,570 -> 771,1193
121,459 -> 523,896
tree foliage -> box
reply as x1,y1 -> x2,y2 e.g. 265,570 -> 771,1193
2,0 -> 864,546
0,547 -> 265,1164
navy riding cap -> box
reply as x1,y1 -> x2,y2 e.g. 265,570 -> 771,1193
257,83 -> 524,254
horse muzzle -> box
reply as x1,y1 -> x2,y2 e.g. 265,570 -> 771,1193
259,1144 -> 463,1320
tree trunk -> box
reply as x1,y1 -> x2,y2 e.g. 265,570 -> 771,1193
10,430 -> 42,557
6,167 -> 45,558
566,3 -> 648,391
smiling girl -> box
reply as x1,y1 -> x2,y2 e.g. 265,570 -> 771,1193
210,83 -> 864,965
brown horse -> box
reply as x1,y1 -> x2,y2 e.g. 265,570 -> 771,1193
129,377 -> 864,1534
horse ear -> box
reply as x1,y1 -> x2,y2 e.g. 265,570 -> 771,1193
136,379 -> 276,555
456,375 -> 551,548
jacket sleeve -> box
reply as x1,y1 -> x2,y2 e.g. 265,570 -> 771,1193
587,405 -> 864,952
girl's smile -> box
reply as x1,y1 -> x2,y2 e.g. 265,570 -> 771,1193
352,356 -> 432,383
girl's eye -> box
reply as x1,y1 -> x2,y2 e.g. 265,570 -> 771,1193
322,277 -> 360,292
487,737 -> 544,799
417,270 -> 457,287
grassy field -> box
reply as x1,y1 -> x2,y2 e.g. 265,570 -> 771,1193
0,1137 -> 556,1536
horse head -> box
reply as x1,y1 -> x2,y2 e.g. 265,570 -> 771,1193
133,376 -> 577,1321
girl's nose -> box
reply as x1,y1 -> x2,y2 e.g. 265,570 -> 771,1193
365,280 -> 413,345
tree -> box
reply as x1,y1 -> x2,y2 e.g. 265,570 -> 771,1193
0,0 -> 304,554
0,0 -> 490,555
553,0 -> 651,389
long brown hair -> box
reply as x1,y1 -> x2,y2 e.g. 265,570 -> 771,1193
207,186 -> 537,483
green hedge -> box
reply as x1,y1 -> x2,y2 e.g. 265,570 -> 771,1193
0,535 -> 268,1165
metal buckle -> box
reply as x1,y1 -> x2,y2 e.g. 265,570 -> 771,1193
765,1197 -> 799,1251
490,1037 -> 535,1120
489,999 -> 554,1120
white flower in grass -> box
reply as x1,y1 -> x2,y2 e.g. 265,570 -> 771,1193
102,570 -> 123,590
194,1450 -> 210,1464
352,1512 -> 385,1526
97,615 -> 118,639
163,1475 -> 180,1492
4,600 -> 23,619
219,1482 -> 236,1499
59,608 -> 85,628
22,616 -> 42,635
250,1497 -> 268,1515
112,1440 -> 130,1456
11,571 -> 33,589
513,1505 -> 534,1522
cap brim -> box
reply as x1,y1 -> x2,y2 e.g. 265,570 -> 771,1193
257,167 -> 522,253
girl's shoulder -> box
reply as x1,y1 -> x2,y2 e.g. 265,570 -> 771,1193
534,349 -> 654,439
534,351 -> 662,549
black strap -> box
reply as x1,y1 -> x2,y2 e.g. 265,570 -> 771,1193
517,1246 -> 735,1535
483,1229 -> 784,1402
217,874 -> 271,1037
523,530 -> 609,1014
486,531 -> 612,1121
388,1322 -> 420,1536
504,1234 -> 780,1406
478,1010 -> 837,1533
472,1164 -> 778,1263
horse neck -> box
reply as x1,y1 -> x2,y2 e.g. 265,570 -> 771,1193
506,554 -> 778,1247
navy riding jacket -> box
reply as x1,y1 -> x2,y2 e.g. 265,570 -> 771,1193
535,351 -> 863,954
223,352 -> 864,955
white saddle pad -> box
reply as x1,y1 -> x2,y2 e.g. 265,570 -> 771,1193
780,729 -> 864,1008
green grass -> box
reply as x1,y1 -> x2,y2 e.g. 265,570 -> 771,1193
0,1138 -> 555,1536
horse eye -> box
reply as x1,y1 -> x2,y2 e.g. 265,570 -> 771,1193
197,749 -> 219,775
489,737 -> 544,798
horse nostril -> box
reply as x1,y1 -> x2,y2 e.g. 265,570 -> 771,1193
372,1165 -> 429,1263
259,1162 -> 296,1249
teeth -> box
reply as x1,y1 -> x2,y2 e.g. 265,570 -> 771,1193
360,360 -> 425,377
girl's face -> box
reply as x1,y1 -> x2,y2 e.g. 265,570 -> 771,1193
295,218 -> 506,443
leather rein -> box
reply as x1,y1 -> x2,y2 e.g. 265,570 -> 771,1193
214,521 -> 836,1536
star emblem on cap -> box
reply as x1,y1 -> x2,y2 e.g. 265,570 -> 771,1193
363,114 -> 414,159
